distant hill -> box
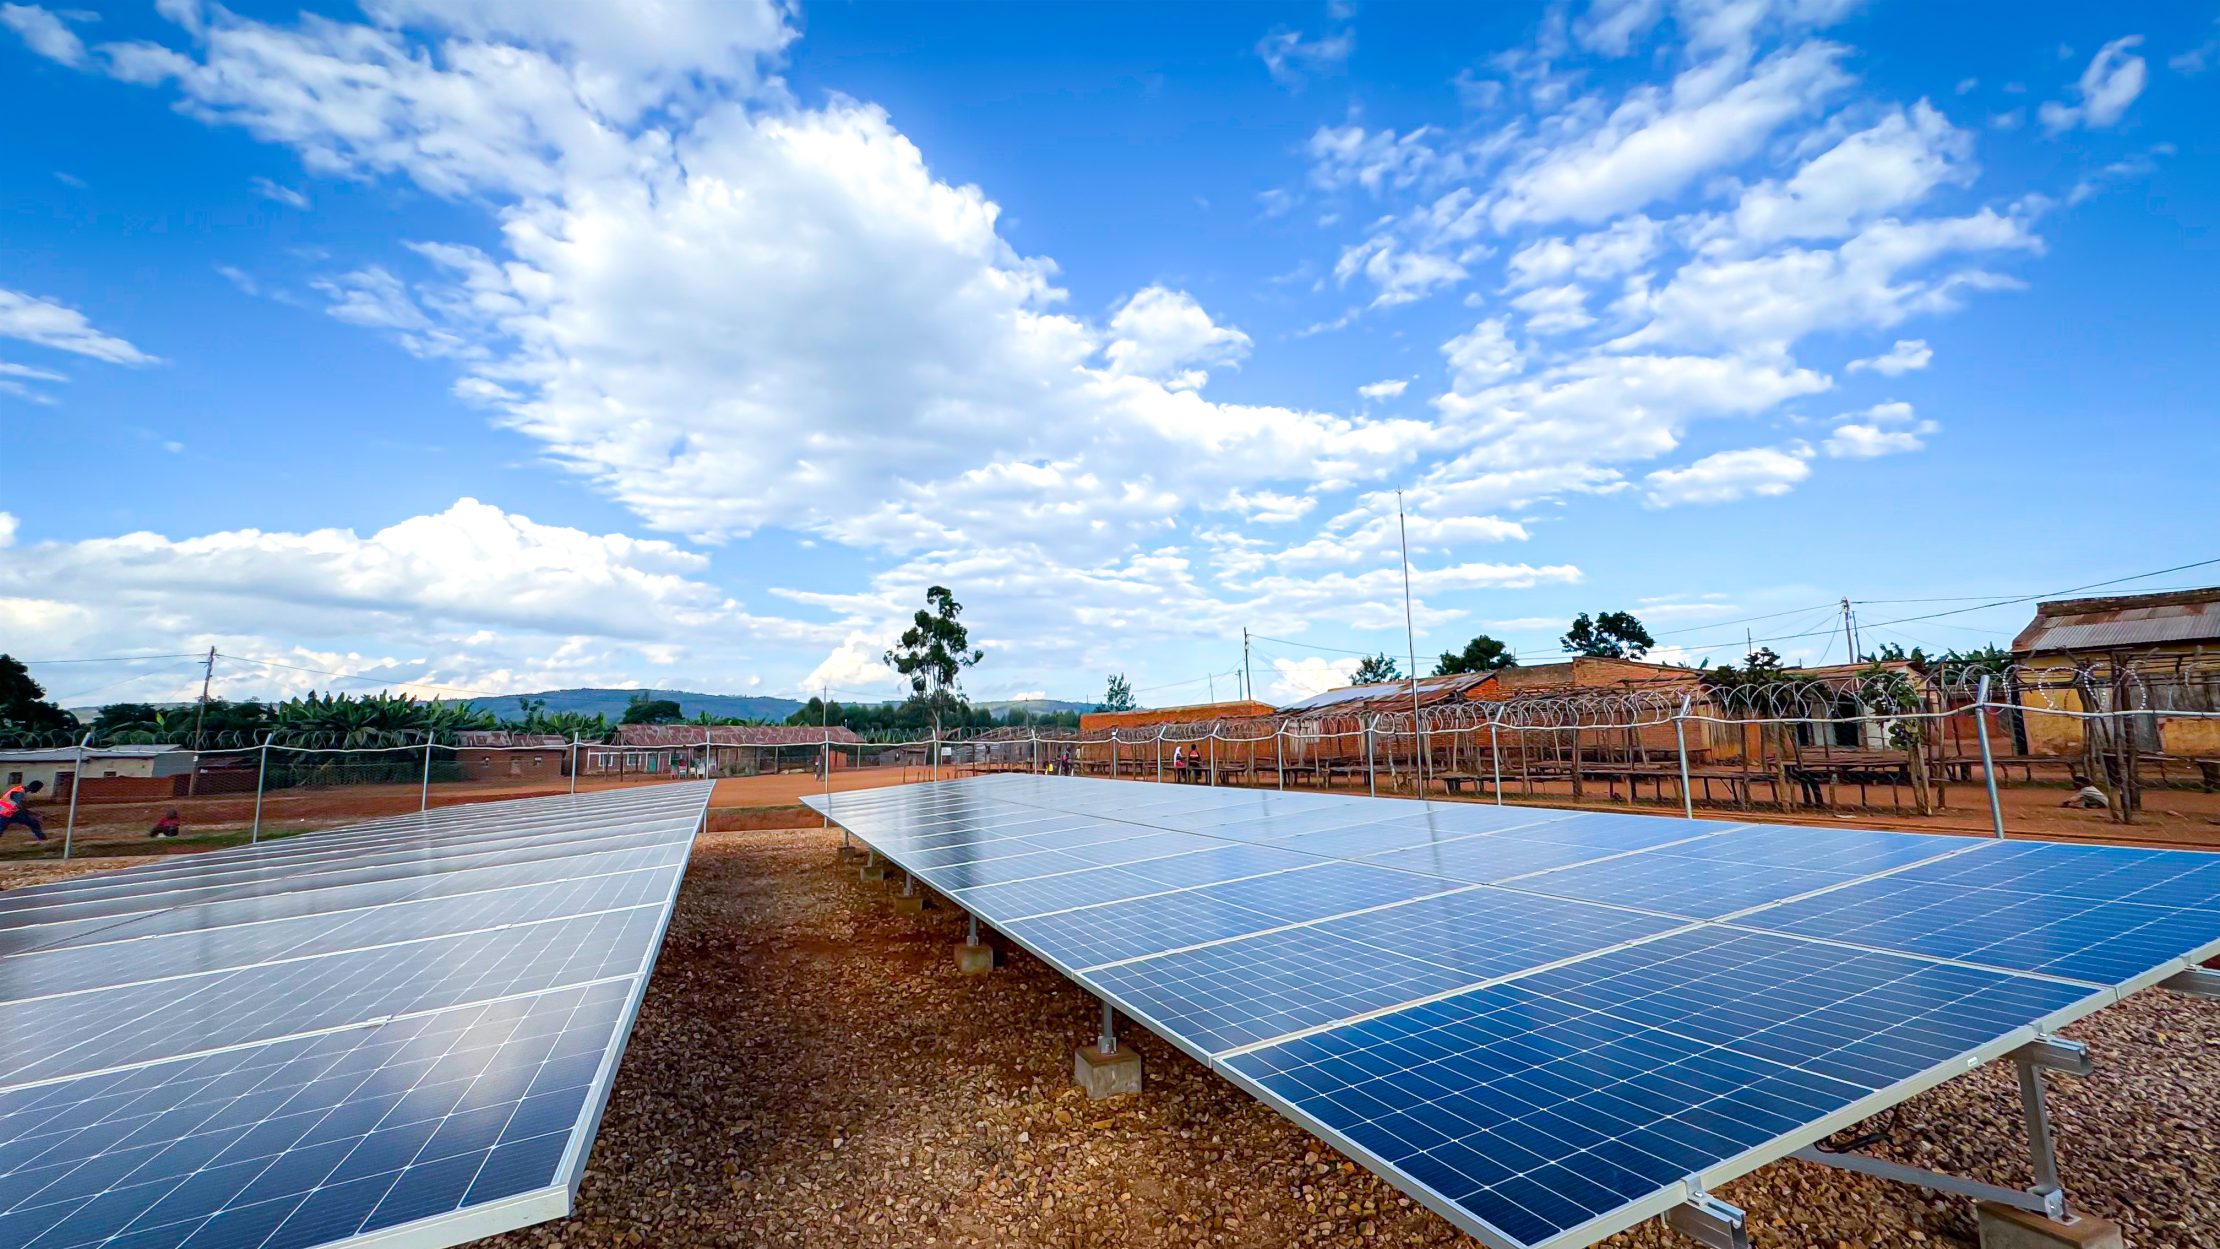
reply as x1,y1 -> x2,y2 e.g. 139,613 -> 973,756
462,687 -> 804,723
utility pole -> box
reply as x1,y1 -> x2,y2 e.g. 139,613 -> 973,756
1840,597 -> 1858,664
1243,628 -> 1254,705
1396,491 -> 1426,798
188,647 -> 215,796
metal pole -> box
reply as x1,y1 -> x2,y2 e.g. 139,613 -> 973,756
420,736 -> 434,812
931,727 -> 939,782
1395,490 -> 1426,798
1098,999 -> 1117,1055
62,731 -> 90,859
1676,695 -> 1695,820
251,737 -> 271,843
1975,674 -> 2006,839
1277,723 -> 1286,790
2016,1058 -> 2064,1200
1155,731 -> 1163,782
1365,719 -> 1376,797
568,733 -> 580,796
822,688 -> 832,828
1489,716 -> 1503,807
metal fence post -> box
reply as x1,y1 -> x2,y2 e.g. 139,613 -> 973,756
1975,674 -> 2006,839
1277,724 -> 1286,790
420,737 -> 434,812
931,728 -> 939,783
1488,713 -> 1503,807
251,736 -> 271,843
62,731 -> 90,860
1349,718 -> 1367,798
568,733 -> 580,796
1675,695 -> 1695,820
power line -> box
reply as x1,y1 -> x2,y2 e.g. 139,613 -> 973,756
1248,632 -> 1392,658
18,652 -> 207,664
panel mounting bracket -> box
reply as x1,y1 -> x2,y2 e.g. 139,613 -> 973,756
1794,1034 -> 2088,1222
2161,965 -> 2220,1000
1664,1188 -> 1748,1249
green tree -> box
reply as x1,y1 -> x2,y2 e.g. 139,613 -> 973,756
1560,611 -> 1655,659
1433,634 -> 1517,675
1098,673 -> 1137,712
0,655 -> 76,736
1351,653 -> 1400,684
621,693 -> 685,725
884,585 -> 984,737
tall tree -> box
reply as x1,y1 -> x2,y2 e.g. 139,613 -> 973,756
1560,611 -> 1655,659
884,585 -> 983,737
0,655 -> 76,735
621,693 -> 685,724
1351,653 -> 1400,684
1098,673 -> 1137,712
1434,634 -> 1517,675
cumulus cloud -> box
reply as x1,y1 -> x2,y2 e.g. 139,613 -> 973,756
2040,36 -> 2148,133
1357,378 -> 1409,401
1727,102 -> 1974,244
1642,445 -> 1812,506
0,511 -> 16,548
1823,401 -> 1937,457
1847,338 -> 1932,375
1103,286 -> 1251,389
1268,655 -> 1360,701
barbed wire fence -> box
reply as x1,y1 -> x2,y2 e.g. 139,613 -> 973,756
9,659 -> 2216,860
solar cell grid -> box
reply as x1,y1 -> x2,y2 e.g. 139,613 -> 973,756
813,775 -> 2220,1249
0,782 -> 711,1249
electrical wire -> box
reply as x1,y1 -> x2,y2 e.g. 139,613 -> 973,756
18,652 -> 206,664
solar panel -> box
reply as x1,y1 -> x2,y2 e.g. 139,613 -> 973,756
811,774 -> 2220,1249
0,782 -> 711,1249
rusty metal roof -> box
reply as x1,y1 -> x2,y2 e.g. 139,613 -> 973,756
611,724 -> 863,747
2013,590 -> 2220,653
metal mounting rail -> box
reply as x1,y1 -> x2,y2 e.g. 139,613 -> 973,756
1664,1191 -> 1748,1248
1793,1036 -> 2088,1222
2162,966 -> 2220,1000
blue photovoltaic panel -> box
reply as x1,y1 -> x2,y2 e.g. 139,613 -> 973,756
0,782 -> 711,1249
812,774 -> 2220,1249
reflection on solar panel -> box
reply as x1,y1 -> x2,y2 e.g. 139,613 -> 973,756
0,782 -> 712,1249
809,775 -> 2220,1249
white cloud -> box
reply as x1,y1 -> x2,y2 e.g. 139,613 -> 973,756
2173,21 -> 2220,75
1103,286 -> 1251,389
1357,378 -> 1409,401
249,176 -> 310,208
1268,655 -> 1360,701
2039,36 -> 2148,133
1214,489 -> 1317,525
1642,445 -> 1812,506
1509,283 -> 1594,334
0,511 -> 16,548
1575,0 -> 1665,56
1505,217 -> 1664,287
1256,26 -> 1353,89
1726,102 -> 1974,244
0,287 -> 156,365
1847,338 -> 1932,375
1,3 -> 83,65
1308,124 -> 1449,195
1823,402 -> 1937,457
1489,42 -> 1851,229
1335,235 -> 1468,307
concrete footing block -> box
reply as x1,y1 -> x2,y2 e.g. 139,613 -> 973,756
1074,1044 -> 1143,1099
954,941 -> 993,975
836,844 -> 865,864
1976,1205 -> 2123,1249
893,891 -> 930,914
859,862 -> 893,883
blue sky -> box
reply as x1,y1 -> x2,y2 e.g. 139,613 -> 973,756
3,0 -> 2216,711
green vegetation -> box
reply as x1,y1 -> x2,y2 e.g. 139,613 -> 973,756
884,585 -> 984,738
1098,673 -> 1137,712
1560,610 -> 1655,659
1434,634 -> 1516,675
1351,653 -> 1400,683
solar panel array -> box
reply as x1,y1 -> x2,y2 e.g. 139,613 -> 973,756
809,774 -> 2220,1249
0,781 -> 712,1249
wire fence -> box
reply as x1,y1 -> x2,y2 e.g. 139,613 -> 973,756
7,661 -> 2215,860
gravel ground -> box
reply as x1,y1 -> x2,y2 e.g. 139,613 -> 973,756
477,827 -> 2220,1249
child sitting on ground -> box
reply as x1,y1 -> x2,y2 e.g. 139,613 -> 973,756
148,808 -> 183,838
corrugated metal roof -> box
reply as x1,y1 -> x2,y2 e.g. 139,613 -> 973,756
611,724 -> 863,747
0,745 -> 190,763
2015,597 -> 2220,652
1276,672 -> 1494,715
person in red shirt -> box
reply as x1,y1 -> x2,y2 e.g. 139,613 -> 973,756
149,808 -> 183,838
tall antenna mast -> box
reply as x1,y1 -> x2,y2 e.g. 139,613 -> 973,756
1243,628 -> 1254,704
1841,597 -> 1858,664
1396,491 -> 1426,798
